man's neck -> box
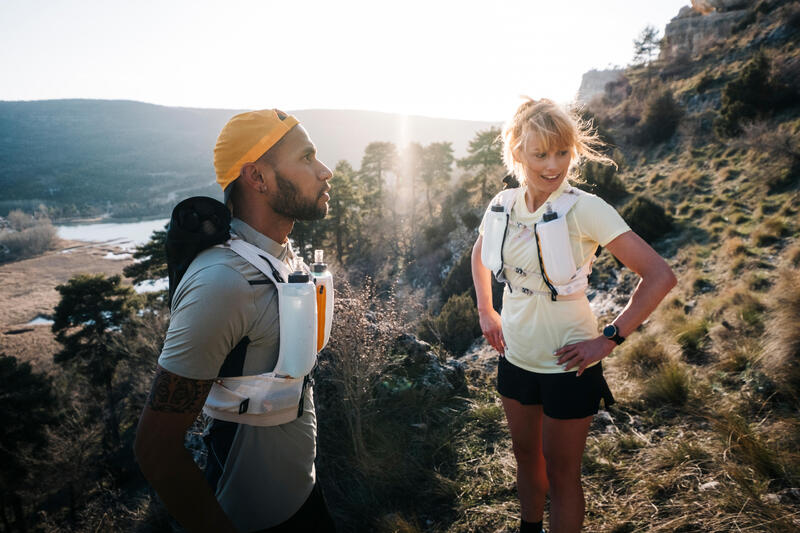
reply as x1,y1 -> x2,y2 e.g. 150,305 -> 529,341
233,207 -> 294,245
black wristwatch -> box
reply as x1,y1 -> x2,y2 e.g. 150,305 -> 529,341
602,324 -> 625,345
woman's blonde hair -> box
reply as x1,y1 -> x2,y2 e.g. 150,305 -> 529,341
501,97 -> 615,181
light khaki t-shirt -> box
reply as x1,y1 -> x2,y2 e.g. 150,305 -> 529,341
480,180 -> 630,373
158,218 -> 316,532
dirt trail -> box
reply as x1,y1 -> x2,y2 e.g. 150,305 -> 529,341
0,239 -> 134,373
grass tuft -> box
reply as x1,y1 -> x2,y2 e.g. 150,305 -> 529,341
643,362 -> 690,406
676,318 -> 709,363
617,335 -> 671,377
759,268 -> 800,406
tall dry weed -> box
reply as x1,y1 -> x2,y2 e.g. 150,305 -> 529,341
759,267 -> 800,405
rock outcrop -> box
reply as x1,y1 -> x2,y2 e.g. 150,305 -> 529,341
661,1 -> 749,60
576,69 -> 626,104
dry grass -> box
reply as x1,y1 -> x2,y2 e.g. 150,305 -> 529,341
617,335 -> 671,378
642,362 -> 691,406
759,267 -> 800,405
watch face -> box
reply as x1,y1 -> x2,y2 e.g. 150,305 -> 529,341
603,324 -> 617,338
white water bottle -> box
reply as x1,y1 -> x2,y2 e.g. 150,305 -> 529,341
311,249 -> 334,352
273,270 -> 318,378
535,202 -> 577,285
481,203 -> 507,275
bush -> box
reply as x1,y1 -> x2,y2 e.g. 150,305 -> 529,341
0,223 -> 57,262
579,160 -> 627,203
7,209 -> 39,231
421,292 -> 481,356
715,52 -> 794,137
637,90 -> 683,145
441,249 -> 474,303
620,195 -> 675,244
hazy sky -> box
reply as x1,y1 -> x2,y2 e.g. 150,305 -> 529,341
1,0 -> 689,121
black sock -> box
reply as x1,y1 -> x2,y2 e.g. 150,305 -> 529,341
520,518 -> 543,533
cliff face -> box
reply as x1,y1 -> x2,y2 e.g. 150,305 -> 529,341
661,2 -> 749,60
576,68 -> 625,104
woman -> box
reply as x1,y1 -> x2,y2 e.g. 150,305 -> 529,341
471,98 -> 676,533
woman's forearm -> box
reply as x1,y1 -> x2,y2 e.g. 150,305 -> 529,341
611,263 -> 676,338
471,236 -> 494,312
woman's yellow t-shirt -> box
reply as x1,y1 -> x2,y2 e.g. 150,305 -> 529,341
480,180 -> 630,373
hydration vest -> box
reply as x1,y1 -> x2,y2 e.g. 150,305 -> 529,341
165,196 -> 334,428
480,185 -> 595,301
201,237 -> 334,427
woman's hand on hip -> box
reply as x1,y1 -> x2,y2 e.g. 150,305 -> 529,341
555,336 -> 616,376
478,307 -> 506,356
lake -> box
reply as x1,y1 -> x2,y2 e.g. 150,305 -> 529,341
57,218 -> 169,250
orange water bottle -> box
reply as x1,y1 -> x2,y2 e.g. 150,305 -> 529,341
311,249 -> 333,352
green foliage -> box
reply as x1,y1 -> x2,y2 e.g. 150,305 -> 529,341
715,52 -> 795,137
324,160 -> 362,262
123,228 -> 167,284
359,141 -> 398,210
441,249 -> 474,303
458,127 -> 504,203
579,160 -> 627,203
0,355 -> 58,490
422,292 -> 481,356
637,90 -> 683,145
420,142 -> 455,217
619,195 -> 675,244
52,274 -> 140,389
632,25 -> 661,66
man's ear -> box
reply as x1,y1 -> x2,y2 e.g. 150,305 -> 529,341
240,162 -> 273,193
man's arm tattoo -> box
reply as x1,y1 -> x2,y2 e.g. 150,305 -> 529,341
147,367 -> 213,413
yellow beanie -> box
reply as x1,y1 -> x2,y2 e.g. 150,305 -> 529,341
213,109 -> 300,193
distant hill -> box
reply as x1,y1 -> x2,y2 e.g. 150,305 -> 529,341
0,100 -> 498,218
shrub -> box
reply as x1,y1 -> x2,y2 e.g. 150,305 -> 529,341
441,249 -> 473,303
421,292 -> 481,356
759,268 -> 800,405
715,52 -> 794,137
620,195 -> 675,244
637,89 -> 683,145
579,160 -> 627,203
0,223 -> 57,262
7,209 -> 39,231
643,362 -> 690,406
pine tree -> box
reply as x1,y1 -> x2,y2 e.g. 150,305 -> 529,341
0,355 -> 57,531
52,274 -> 140,451
458,127 -> 504,203
420,142 -> 454,217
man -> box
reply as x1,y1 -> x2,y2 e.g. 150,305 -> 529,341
134,109 -> 335,532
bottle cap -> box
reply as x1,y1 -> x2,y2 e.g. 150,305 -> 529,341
288,271 -> 310,283
314,249 -> 324,263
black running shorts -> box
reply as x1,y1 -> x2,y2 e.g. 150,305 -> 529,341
496,356 -> 615,419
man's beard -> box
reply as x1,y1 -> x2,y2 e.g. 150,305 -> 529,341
272,171 -> 328,221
